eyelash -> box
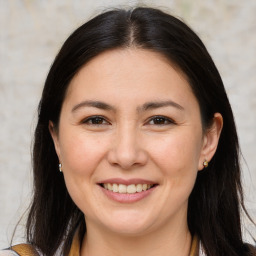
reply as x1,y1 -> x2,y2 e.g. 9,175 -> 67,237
82,115 -> 176,126
146,115 -> 176,126
82,115 -> 110,125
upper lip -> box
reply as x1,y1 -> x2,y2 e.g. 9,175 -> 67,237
98,178 -> 158,185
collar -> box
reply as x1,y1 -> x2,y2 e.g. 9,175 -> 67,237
68,231 -> 200,256
67,229 -> 80,256
190,235 -> 199,256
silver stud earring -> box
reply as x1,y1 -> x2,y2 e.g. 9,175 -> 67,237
59,163 -> 62,172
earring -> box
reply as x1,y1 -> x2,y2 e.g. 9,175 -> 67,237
59,163 -> 62,172
203,160 -> 209,168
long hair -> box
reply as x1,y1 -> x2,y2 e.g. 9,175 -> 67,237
26,7 -> 253,256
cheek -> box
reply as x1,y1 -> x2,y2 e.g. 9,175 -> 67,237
151,132 -> 201,211
149,131 -> 202,173
58,132 -> 108,213
146,129 -> 202,205
59,131 -> 107,176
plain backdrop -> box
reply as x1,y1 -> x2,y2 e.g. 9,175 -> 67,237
0,0 -> 255,249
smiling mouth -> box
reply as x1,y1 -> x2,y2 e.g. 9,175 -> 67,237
99,183 -> 157,194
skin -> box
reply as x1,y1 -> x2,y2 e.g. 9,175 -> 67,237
50,49 -> 223,256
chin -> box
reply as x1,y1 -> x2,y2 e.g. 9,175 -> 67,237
99,210 -> 157,236
106,222 -> 152,236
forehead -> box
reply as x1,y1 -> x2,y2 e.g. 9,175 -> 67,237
64,48 -> 198,110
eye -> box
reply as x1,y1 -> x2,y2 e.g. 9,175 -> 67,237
82,116 -> 110,125
147,116 -> 175,125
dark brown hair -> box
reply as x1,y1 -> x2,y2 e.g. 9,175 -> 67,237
25,7 -> 254,256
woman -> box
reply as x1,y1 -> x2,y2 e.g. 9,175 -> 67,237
2,7 -> 255,256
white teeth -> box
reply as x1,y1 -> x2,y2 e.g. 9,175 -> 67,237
119,184 -> 127,193
136,184 -> 142,192
113,183 -> 118,192
127,184 -> 136,194
103,183 -> 154,194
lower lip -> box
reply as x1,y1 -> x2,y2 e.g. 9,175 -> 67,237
99,185 -> 157,203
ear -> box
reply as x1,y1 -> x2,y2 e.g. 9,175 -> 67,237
49,121 -> 61,160
198,113 -> 223,170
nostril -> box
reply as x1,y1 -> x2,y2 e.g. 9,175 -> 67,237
107,149 -> 148,170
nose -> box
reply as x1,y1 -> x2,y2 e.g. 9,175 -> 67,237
107,125 -> 148,170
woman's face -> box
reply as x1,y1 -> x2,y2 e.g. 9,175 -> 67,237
50,49 -> 221,236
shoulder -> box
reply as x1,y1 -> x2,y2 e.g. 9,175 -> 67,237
0,244 -> 42,256
0,250 -> 19,256
244,243 -> 256,256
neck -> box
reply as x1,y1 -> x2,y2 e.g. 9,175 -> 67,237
80,215 -> 192,256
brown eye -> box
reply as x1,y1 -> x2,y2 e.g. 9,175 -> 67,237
148,116 -> 175,125
83,116 -> 109,125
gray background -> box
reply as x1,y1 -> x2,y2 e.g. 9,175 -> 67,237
0,0 -> 255,249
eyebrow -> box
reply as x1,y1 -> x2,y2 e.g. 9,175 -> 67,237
71,100 -> 184,113
72,100 -> 115,112
139,100 -> 184,112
